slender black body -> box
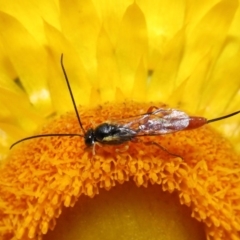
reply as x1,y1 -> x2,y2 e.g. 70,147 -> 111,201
10,54 -> 240,151
84,123 -> 137,146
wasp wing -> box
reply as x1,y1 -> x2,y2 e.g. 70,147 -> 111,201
108,108 -> 190,136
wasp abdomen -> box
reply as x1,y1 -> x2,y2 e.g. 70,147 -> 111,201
186,117 -> 207,130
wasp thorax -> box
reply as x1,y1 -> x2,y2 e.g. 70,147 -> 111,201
94,123 -> 116,141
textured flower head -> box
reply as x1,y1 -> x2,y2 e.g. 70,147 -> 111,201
0,0 -> 240,240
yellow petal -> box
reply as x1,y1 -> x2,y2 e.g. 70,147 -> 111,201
115,3 -> 148,97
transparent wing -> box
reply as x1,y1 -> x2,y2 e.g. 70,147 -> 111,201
109,108 -> 190,136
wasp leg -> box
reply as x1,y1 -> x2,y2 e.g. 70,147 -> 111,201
146,141 -> 183,159
92,142 -> 103,155
115,144 -> 129,153
147,104 -> 167,113
147,106 -> 158,113
132,138 -> 183,159
84,142 -> 102,156
85,142 -> 104,164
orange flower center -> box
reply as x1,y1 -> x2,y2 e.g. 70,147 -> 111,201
1,102 -> 239,239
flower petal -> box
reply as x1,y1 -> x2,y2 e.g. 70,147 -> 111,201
115,3 -> 148,96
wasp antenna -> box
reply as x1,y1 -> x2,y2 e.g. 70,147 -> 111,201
10,133 -> 84,149
60,54 -> 86,135
207,110 -> 240,124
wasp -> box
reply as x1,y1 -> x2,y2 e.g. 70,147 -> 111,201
10,55 -> 240,156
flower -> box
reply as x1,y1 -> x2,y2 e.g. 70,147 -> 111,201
0,0 -> 240,240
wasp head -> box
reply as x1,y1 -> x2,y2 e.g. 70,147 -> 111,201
84,128 -> 95,146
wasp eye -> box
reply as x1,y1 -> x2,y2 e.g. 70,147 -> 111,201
84,129 -> 95,146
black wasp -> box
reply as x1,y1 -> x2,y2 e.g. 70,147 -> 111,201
10,54 -> 240,156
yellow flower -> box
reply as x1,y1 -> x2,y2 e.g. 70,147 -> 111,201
0,0 -> 240,240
